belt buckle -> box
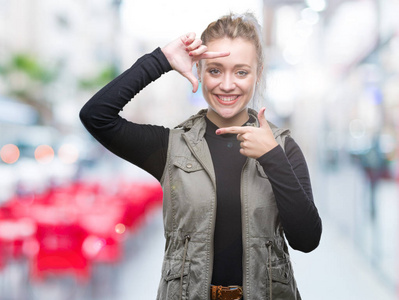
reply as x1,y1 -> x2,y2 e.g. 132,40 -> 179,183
228,285 -> 243,300
211,285 -> 243,300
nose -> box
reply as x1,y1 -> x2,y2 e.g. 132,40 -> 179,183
219,74 -> 236,92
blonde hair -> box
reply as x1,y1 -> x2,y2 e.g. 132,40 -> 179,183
200,12 -> 265,109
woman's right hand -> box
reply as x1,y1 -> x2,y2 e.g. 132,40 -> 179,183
161,33 -> 229,93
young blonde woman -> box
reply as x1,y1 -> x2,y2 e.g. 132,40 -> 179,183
80,13 -> 322,300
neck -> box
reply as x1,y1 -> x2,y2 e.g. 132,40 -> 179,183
206,108 -> 250,128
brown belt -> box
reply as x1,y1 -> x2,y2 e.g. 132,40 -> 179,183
210,285 -> 243,300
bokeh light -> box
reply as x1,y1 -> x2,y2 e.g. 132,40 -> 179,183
34,145 -> 54,164
301,8 -> 320,25
22,238 -> 40,258
0,144 -> 20,164
82,235 -> 106,258
58,144 -> 79,164
305,0 -> 327,12
115,223 -> 126,234
349,119 -> 367,139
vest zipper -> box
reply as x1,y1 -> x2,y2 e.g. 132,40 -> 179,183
181,134 -> 217,299
179,234 -> 191,300
266,240 -> 273,300
240,158 -> 249,299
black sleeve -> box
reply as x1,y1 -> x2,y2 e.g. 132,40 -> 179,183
79,48 -> 173,181
257,137 -> 322,252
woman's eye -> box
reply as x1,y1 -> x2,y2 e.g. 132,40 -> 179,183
209,69 -> 220,75
237,70 -> 248,76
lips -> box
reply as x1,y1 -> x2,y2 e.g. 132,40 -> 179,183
215,94 -> 240,105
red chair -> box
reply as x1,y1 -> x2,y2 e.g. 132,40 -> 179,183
78,199 -> 125,264
0,217 -> 37,260
30,223 -> 89,282
118,182 -> 163,232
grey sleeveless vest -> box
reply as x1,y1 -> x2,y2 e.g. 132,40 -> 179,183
157,109 -> 301,300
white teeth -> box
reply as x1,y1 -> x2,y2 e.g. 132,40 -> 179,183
218,95 -> 238,102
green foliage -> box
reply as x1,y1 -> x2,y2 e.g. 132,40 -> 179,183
78,64 -> 119,90
10,54 -> 57,83
0,53 -> 58,84
0,53 -> 59,124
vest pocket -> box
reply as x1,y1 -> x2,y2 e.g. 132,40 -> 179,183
267,259 -> 297,300
173,158 -> 203,173
264,240 -> 297,299
161,257 -> 191,300
270,259 -> 292,284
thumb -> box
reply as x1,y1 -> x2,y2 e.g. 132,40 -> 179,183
258,107 -> 267,127
183,72 -> 199,93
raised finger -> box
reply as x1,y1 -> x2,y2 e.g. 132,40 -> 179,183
216,126 -> 249,135
258,107 -> 270,129
199,51 -> 230,60
182,32 -> 196,45
189,45 -> 208,57
186,39 -> 202,51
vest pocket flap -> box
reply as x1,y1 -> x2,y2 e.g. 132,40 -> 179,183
163,259 -> 191,281
271,260 -> 292,284
173,159 -> 203,173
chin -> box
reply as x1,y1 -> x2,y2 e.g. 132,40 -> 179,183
215,109 -> 238,119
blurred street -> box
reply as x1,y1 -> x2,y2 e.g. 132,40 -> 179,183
1,0 -> 399,299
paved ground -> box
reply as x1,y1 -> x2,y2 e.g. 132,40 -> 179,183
291,217 -> 396,300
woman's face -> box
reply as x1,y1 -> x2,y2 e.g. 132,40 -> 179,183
198,37 -> 259,127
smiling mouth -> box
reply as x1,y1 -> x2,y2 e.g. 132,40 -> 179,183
216,95 -> 240,105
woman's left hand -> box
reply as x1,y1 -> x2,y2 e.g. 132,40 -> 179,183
216,107 -> 278,159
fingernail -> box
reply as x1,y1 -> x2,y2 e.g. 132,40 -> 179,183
216,129 -> 221,135
189,52 -> 193,56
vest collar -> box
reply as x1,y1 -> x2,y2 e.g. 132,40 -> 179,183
175,108 -> 259,130
175,108 -> 288,141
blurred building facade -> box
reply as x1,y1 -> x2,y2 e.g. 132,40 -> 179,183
0,0 -> 122,128
262,0 -> 399,294
0,0 -> 124,203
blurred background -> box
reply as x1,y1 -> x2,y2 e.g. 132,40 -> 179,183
0,0 -> 398,299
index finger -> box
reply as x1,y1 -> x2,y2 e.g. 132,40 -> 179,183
199,51 -> 230,60
216,126 -> 249,135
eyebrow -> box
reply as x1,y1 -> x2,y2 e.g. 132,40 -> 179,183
206,62 -> 253,69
